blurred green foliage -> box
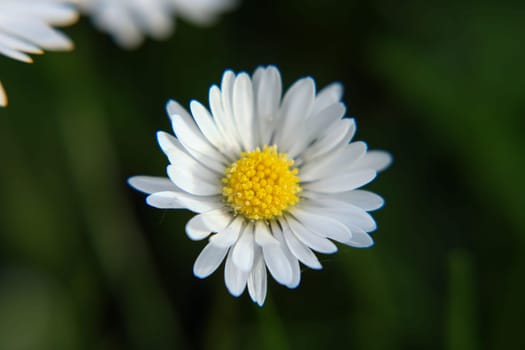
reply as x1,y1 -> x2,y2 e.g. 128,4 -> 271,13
1,0 -> 524,349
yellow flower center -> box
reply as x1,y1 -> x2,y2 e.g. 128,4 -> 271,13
222,145 -> 301,221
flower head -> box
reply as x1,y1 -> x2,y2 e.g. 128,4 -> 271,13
0,0 -> 78,106
129,66 -> 392,306
73,0 -> 237,49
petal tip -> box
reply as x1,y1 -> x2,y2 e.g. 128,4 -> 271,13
193,269 -> 208,279
0,89 -> 7,107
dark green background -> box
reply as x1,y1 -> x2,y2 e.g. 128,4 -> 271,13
1,0 -> 524,349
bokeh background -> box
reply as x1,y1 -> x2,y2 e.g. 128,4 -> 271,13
1,0 -> 524,349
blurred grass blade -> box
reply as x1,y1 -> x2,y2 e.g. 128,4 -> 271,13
41,34 -> 186,349
446,250 -> 478,350
257,299 -> 289,350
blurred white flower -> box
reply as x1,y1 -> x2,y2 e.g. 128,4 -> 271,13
129,66 -> 392,306
73,0 -> 237,49
0,0 -> 78,107
0,81 -> 6,106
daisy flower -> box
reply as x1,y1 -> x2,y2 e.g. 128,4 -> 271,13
128,66 -> 392,306
72,0 -> 237,49
0,0 -> 78,107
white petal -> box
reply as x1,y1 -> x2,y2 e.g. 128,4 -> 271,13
34,26 -> 74,50
299,141 -> 367,182
253,65 -> 282,145
291,207 -> 351,243
345,225 -> 375,248
186,216 -> 213,241
169,0 -> 235,25
254,221 -> 279,246
190,100 -> 224,150
333,190 -> 385,211
164,140 -> 220,179
271,221 -> 301,288
300,204 -> 377,232
163,191 -> 223,213
91,4 -> 143,49
286,216 -> 337,254
286,102 -> 347,159
166,99 -> 192,120
351,150 -> 393,172
262,244 -> 293,286
14,3 -> 78,26
254,221 -> 294,286
128,176 -> 177,194
300,118 -> 356,162
304,169 -> 376,193
311,83 -> 344,115
0,16 -> 74,50
308,102 -> 346,129
167,101 -> 227,163
224,249 -> 249,296
334,209 -> 378,232
170,113 -> 225,161
232,223 -> 255,272
209,84 -> 241,157
0,81 -> 6,107
232,73 -> 256,151
127,0 -> 173,39
209,216 -> 243,248
252,66 -> 265,86
193,242 -> 228,278
208,85 -> 226,128
167,165 -> 220,196
157,131 -> 184,164
0,32 -> 43,54
0,42 -> 33,62
275,77 -> 315,151
185,208 -> 232,240
253,65 -> 282,120
145,191 -> 184,209
157,131 -> 225,173
281,219 -> 322,269
340,141 -> 368,164
198,207 -> 232,228
146,189 -> 223,214
219,70 -> 243,146
248,250 -> 267,306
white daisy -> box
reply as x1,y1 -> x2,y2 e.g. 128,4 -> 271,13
128,66 -> 392,306
0,0 -> 78,107
72,0 -> 237,49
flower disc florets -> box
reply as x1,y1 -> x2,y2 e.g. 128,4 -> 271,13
222,145 -> 301,220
